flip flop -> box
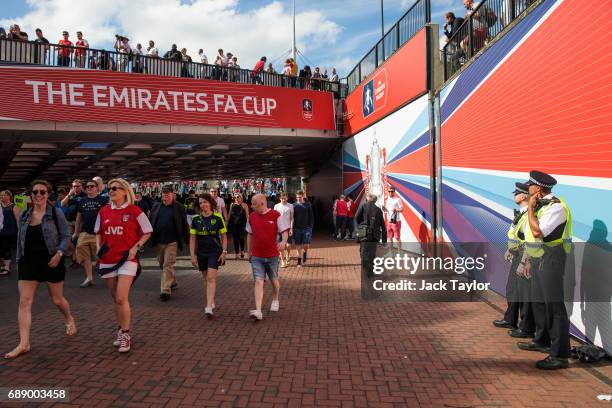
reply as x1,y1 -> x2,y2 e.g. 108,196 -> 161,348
66,320 -> 77,336
4,345 -> 31,359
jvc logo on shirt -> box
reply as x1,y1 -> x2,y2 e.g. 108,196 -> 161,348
105,226 -> 124,235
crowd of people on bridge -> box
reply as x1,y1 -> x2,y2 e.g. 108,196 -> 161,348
0,24 -> 339,90
0,176 -> 314,358
442,0 -> 538,68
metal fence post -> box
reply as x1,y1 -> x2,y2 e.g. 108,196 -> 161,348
468,16 -> 474,59
443,47 -> 447,81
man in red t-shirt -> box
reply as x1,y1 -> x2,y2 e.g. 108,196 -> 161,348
74,31 -> 89,68
334,194 -> 348,240
57,31 -> 73,67
246,193 -> 289,320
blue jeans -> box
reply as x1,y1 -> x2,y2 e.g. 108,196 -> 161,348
251,256 -> 279,281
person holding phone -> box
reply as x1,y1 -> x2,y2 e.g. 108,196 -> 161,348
95,178 -> 152,353
5,180 -> 76,359
517,171 -> 573,370
189,193 -> 227,318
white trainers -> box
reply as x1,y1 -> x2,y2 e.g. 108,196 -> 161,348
249,310 -> 263,320
270,300 -> 280,312
118,332 -> 131,353
204,307 -> 214,318
112,329 -> 122,347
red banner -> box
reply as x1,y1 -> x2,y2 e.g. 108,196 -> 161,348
0,65 -> 336,130
343,28 -> 428,136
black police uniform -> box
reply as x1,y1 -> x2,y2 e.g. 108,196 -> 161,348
518,171 -> 571,370
495,182 -> 535,336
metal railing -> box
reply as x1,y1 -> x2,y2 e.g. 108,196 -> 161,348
345,0 -> 430,94
442,0 -> 538,80
0,38 -> 341,95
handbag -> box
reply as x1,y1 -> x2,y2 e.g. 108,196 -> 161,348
356,205 -> 376,242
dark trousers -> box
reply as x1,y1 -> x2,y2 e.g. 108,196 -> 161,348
230,227 -> 245,254
346,217 -> 354,237
503,250 -> 535,333
360,241 -> 377,278
531,247 -> 570,358
58,56 -> 71,67
360,241 -> 380,299
335,215 -> 347,238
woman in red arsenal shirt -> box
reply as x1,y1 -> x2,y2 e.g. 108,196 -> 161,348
95,178 -> 152,353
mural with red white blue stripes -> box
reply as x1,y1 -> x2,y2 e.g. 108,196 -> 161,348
343,94 -> 433,250
439,0 -> 612,350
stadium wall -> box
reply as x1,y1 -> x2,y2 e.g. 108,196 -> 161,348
343,0 -> 612,351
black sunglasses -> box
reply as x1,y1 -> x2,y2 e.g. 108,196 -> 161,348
32,189 -> 48,196
86,184 -> 97,189
110,186 -> 125,191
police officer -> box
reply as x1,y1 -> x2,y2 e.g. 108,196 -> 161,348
493,182 -> 534,338
517,171 -> 572,370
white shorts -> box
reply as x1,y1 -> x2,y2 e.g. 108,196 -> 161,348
99,261 -> 138,279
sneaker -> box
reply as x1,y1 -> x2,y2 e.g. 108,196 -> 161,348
344,236 -> 352,241
270,300 -> 280,312
297,258 -> 302,267
249,310 -> 263,320
112,328 -> 122,347
118,332 -> 131,353
159,293 -> 170,301
79,279 -> 93,288
204,307 -> 214,318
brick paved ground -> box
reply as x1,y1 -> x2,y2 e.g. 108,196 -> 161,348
0,236 -> 610,407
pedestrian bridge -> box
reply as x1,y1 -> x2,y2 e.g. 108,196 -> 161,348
0,45 -> 342,186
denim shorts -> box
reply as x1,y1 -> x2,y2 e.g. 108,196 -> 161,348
251,256 -> 279,281
292,227 -> 312,245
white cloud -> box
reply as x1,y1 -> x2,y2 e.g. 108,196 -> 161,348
1,0 -> 341,70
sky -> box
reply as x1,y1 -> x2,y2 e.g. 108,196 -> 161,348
0,0 -> 465,77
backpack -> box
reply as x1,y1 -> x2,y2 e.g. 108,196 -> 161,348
571,345 -> 607,363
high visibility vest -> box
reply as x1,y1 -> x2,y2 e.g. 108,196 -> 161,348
507,210 -> 527,250
14,194 -> 28,211
524,197 -> 572,258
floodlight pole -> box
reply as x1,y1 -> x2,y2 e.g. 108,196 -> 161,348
292,0 -> 297,62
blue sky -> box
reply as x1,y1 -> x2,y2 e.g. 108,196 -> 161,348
0,0 -> 464,76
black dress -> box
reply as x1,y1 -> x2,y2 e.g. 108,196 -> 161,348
18,224 -> 65,283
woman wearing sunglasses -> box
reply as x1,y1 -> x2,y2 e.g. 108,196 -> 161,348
227,193 -> 249,259
95,178 -> 152,353
5,180 -> 76,359
189,193 -> 227,318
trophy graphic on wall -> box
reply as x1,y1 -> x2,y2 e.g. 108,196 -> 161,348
365,129 -> 387,209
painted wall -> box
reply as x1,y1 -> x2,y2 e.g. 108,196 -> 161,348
342,29 -> 428,136
439,0 -> 612,351
343,94 -> 433,253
